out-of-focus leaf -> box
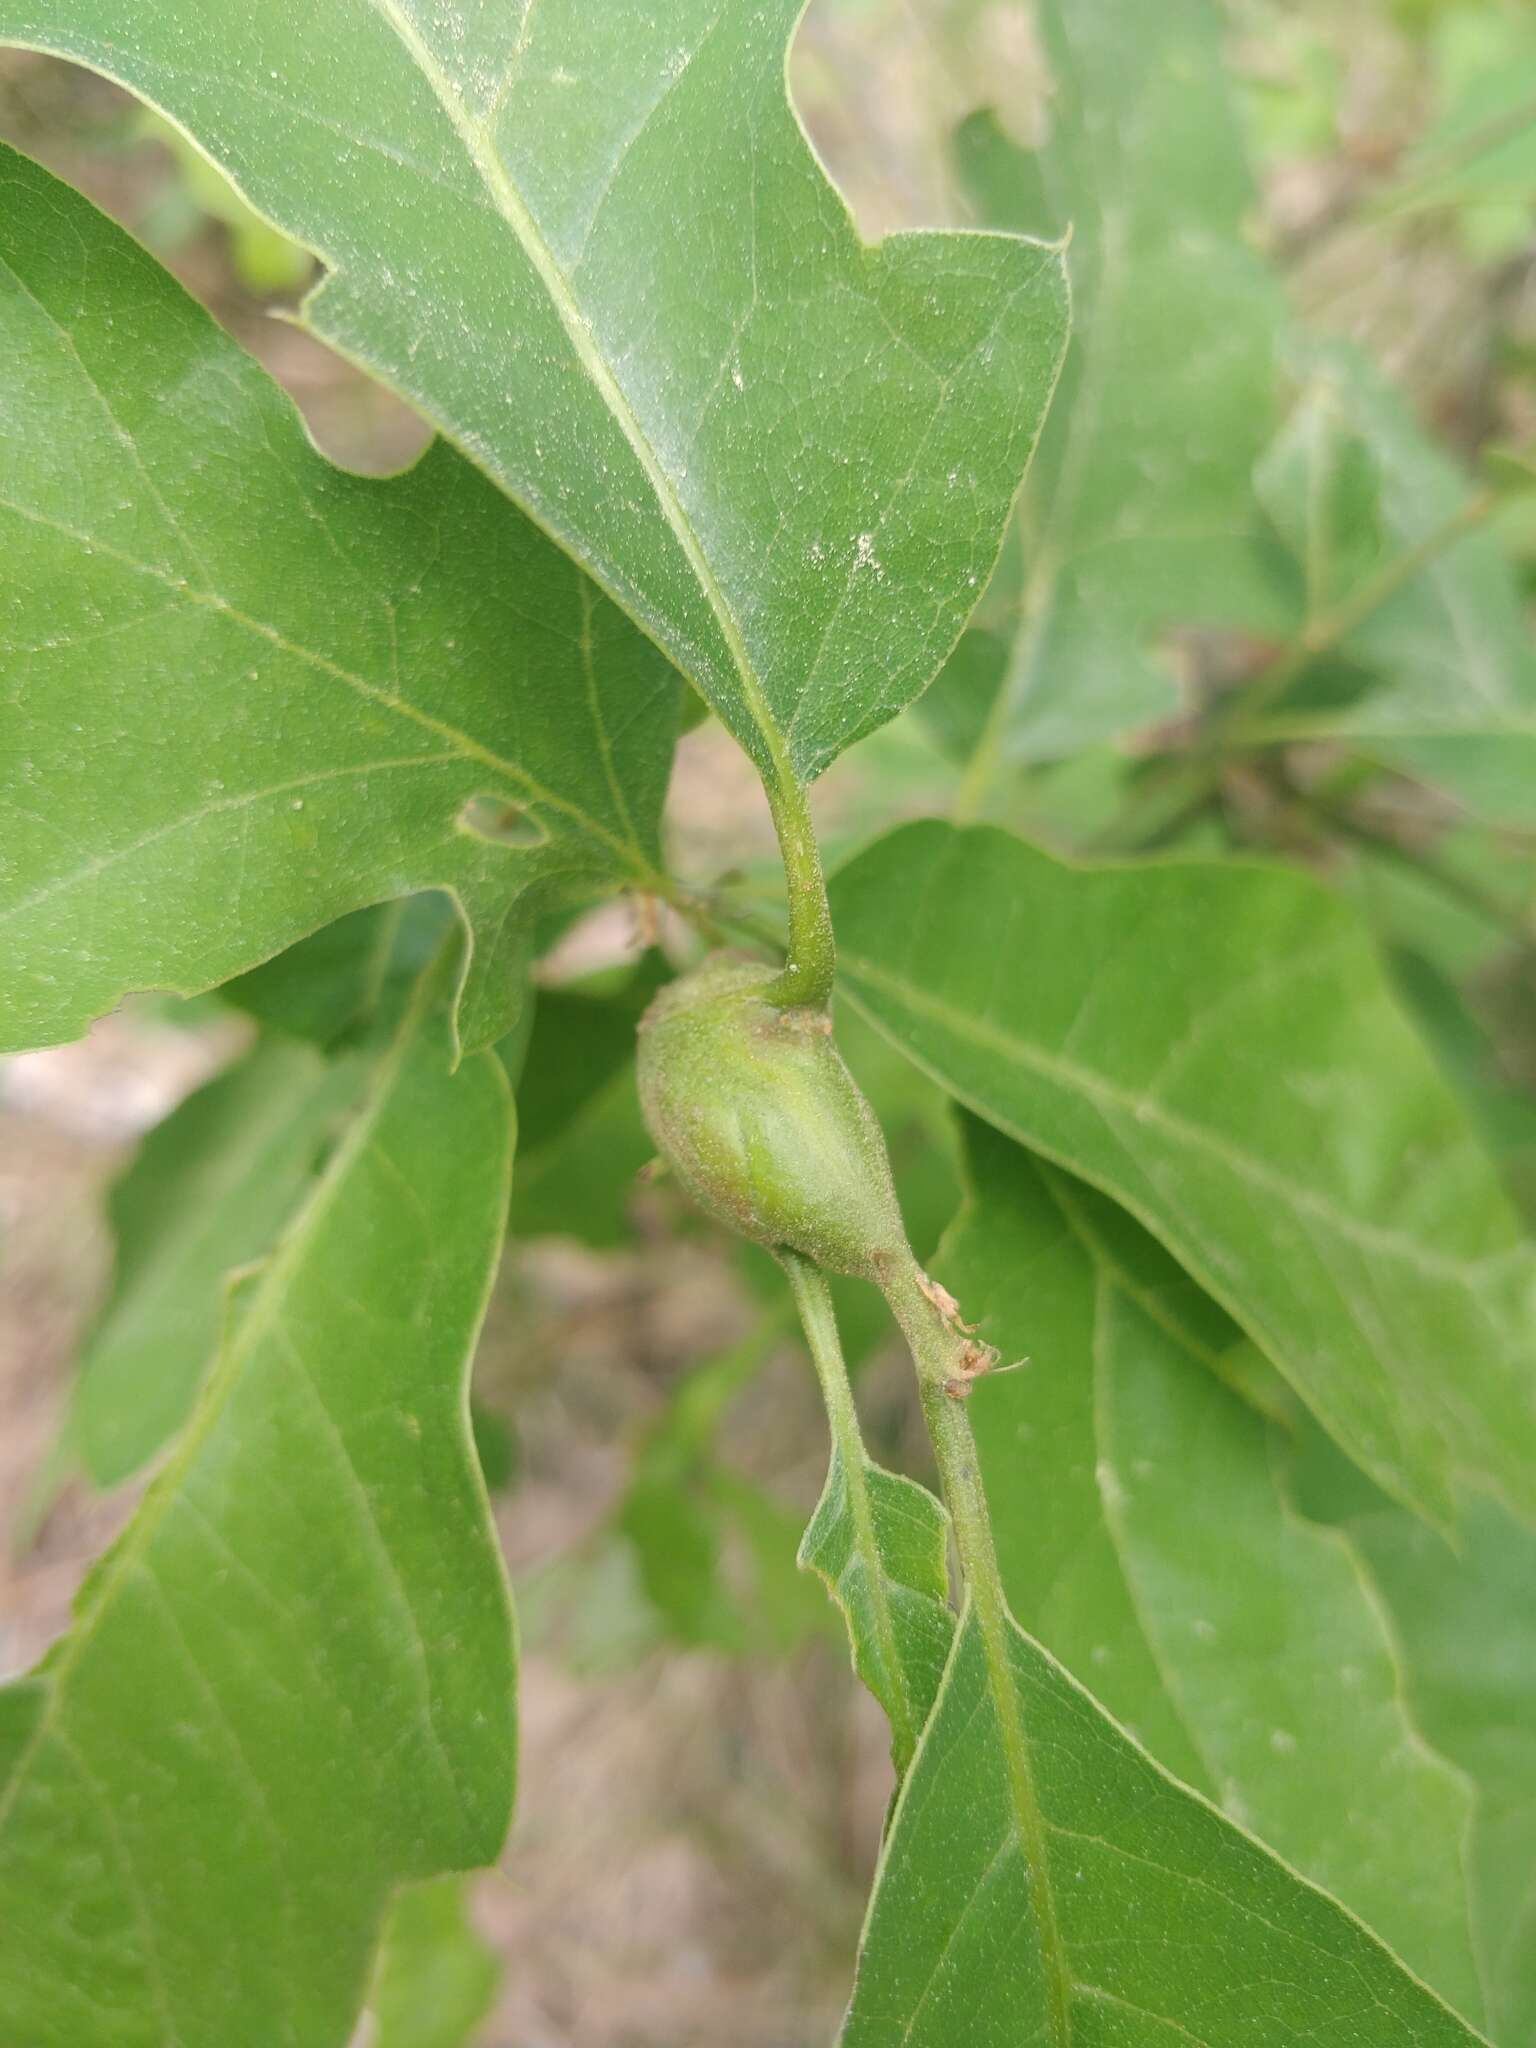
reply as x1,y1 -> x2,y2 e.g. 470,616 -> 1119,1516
509,956 -> 669,1247
1390,947 -> 1536,1224
133,106 -> 313,293
0,954 -> 516,2048
616,1319 -> 824,1659
910,627 -> 1010,769
939,1117 -> 1483,2017
1253,341 -> 1536,824
832,818 -> 1536,1528
1240,20 -> 1344,162
72,1034 -> 366,1487
0,2 -> 1068,786
1401,4 -> 1536,257
370,1876 -> 499,2048
950,0 -> 1294,766
1350,1497 -> 1536,2044
842,1603 -> 1485,2046
0,143 -> 677,1058
1291,1423 -> 1536,2046
222,898 -> 451,1050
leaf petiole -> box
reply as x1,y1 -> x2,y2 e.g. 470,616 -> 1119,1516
761,770 -> 836,1010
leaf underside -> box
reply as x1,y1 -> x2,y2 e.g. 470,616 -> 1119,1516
0,957 -> 516,2048
0,0 -> 1069,787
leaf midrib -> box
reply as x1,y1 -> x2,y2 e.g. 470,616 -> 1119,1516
365,0 -> 798,792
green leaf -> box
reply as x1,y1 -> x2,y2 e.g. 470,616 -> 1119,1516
799,1451 -> 955,1781
831,819 -> 1536,1527
1252,341 -> 1536,824
843,1603 -> 1486,2046
509,956 -> 668,1248
370,1876 -> 500,2048
1402,6 -> 1536,257
952,0 -> 1294,767
0,4 -> 1069,786
1341,1496 -> 1536,2046
1291,1425 -> 1536,2047
0,142 -> 677,1057
611,1317 -> 823,1659
222,897 -> 453,1050
939,1116 -> 1484,2019
1389,947 -> 1536,1225
0,954 -> 516,2047
72,1033 -> 367,1487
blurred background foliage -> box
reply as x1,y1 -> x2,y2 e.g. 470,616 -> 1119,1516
3,2 -> 1536,2041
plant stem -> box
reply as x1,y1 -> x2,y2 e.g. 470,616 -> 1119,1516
882,1261 -> 1074,2048
761,771 -> 836,1009
780,1249 -> 922,1767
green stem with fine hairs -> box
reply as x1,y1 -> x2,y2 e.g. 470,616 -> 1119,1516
760,771 -> 835,1010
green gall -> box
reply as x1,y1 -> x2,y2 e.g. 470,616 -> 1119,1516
636,954 -> 908,1281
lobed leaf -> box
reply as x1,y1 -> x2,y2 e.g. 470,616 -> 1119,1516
842,1603 -> 1486,2046
940,1117 -> 1484,2019
0,954 -> 516,2047
0,143 -> 677,1057
831,819 -> 1536,1527
0,0 -> 1069,785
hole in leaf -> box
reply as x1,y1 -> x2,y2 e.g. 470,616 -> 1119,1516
457,795 -> 550,849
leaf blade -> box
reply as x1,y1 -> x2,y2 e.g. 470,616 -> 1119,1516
799,1450 -> 956,1781
843,1604 -> 1487,2047
941,1117 -> 1484,2019
370,1876 -> 501,2048
953,1 -> 1294,764
71,1035 -> 366,1486
0,1 -> 1069,784
0,141 -> 677,1055
0,954 -> 516,2047
831,819 -> 1536,1526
